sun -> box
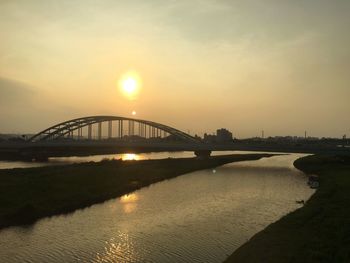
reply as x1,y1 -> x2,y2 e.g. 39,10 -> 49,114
119,72 -> 141,99
122,77 -> 137,95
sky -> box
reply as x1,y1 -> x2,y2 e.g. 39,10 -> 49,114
0,0 -> 349,138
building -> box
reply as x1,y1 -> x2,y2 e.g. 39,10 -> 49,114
216,128 -> 233,143
203,128 -> 233,143
203,133 -> 216,143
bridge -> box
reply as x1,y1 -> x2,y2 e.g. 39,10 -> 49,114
28,115 -> 200,144
1,115 -> 349,161
5,115 -> 210,160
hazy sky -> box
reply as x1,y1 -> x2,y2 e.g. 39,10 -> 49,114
0,0 -> 349,138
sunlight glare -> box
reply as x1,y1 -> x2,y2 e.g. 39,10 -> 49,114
121,153 -> 139,160
120,193 -> 139,214
119,72 -> 141,100
123,78 -> 137,94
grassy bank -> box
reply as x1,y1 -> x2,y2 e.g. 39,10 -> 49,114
224,154 -> 350,263
0,154 -> 273,230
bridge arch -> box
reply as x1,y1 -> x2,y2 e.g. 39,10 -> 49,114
28,116 -> 200,143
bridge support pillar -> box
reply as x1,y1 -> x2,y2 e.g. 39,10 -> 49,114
78,127 -> 82,140
108,120 -> 112,139
194,150 -> 212,158
98,122 -> 102,140
88,124 -> 92,140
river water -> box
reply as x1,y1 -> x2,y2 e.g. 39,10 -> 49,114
0,151 -> 199,169
0,151 -> 259,170
0,153 -> 314,263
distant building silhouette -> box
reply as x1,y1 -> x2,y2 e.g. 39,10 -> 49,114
203,128 -> 233,144
203,133 -> 216,143
216,128 -> 233,143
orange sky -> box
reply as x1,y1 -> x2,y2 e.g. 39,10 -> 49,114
0,0 -> 349,138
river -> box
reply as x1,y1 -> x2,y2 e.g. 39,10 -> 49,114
0,153 -> 314,263
0,151 -> 263,169
0,151 -> 199,170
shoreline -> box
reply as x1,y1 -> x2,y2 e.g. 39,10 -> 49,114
0,153 -> 274,230
224,154 -> 350,263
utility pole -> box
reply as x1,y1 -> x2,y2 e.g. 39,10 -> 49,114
262,130 -> 264,139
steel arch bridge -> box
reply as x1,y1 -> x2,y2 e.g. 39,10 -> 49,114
28,116 -> 200,143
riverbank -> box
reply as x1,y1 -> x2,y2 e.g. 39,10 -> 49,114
224,154 -> 350,263
0,153 -> 274,230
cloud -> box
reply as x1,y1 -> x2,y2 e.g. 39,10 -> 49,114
0,77 -> 83,133
0,77 -> 36,105
0,1 -> 349,136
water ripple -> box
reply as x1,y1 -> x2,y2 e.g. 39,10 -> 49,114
0,154 -> 314,263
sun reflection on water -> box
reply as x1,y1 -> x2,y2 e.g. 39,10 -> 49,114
121,153 -> 140,161
120,193 -> 139,214
94,196 -> 140,262
93,232 -> 138,263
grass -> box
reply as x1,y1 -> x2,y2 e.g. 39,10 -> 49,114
224,154 -> 350,263
0,153 -> 273,229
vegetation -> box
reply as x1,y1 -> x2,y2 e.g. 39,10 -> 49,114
225,154 -> 350,263
0,154 -> 273,229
